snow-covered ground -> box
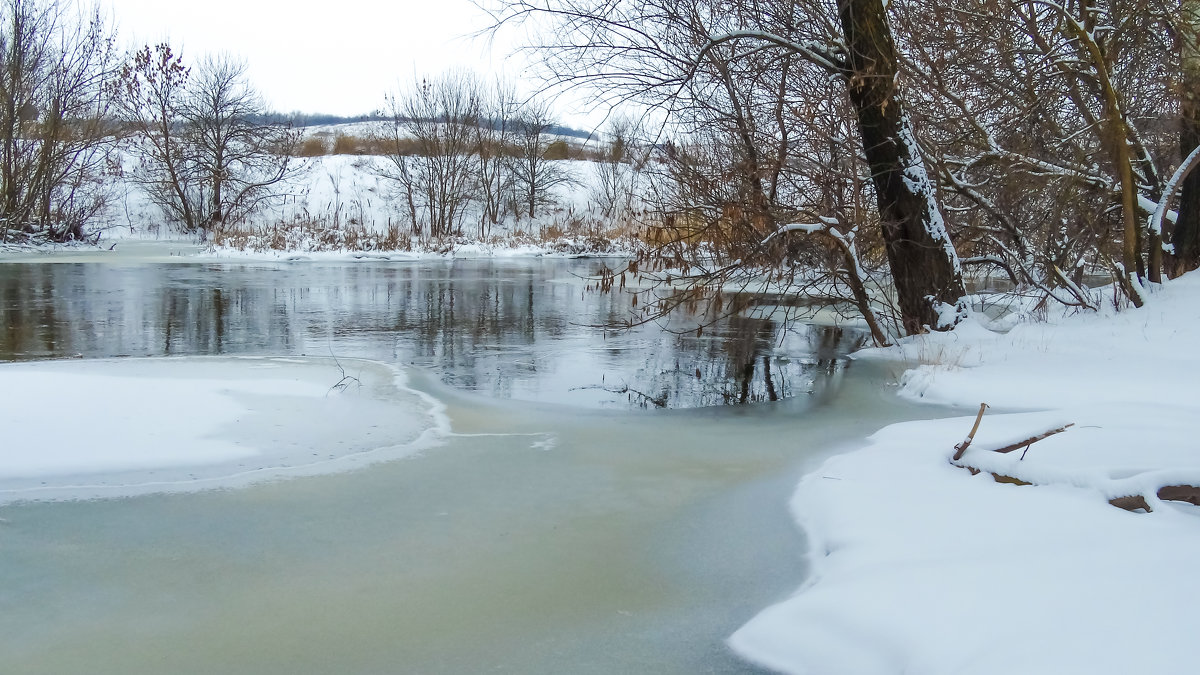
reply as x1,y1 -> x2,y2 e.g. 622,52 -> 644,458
106,153 -> 576,234
99,150 -> 643,259
731,276 -> 1200,673
0,357 -> 449,504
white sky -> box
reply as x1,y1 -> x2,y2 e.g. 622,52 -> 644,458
104,0 -> 541,119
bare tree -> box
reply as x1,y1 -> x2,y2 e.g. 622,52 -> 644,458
118,47 -> 299,236
0,0 -> 120,243
471,77 -> 518,237
508,97 -> 577,219
379,72 -> 480,238
493,0 -> 965,335
185,55 -> 300,230
117,44 -> 199,231
1173,0 -> 1200,274
893,0 -> 1176,304
834,0 -> 967,331
591,113 -> 646,220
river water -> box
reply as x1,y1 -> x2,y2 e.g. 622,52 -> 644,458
0,249 -> 941,674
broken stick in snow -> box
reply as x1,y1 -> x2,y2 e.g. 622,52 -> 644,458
950,410 -> 1076,485
1109,495 -> 1150,511
1156,485 -> 1200,506
952,403 -> 989,461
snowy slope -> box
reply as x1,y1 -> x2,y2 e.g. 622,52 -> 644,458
730,276 -> 1200,674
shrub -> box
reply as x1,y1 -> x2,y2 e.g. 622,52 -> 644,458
332,134 -> 361,155
297,136 -> 329,157
543,138 -> 570,160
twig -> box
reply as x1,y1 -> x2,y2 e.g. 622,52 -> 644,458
572,383 -> 667,407
327,348 -> 362,394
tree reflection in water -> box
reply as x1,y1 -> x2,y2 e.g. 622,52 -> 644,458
0,259 -> 865,408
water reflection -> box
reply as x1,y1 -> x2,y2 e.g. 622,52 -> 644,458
0,259 -> 865,408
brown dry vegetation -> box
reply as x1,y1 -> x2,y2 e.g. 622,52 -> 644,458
331,133 -> 393,155
299,130 -> 590,159
296,136 -> 329,157
213,206 -> 646,255
212,216 -> 411,252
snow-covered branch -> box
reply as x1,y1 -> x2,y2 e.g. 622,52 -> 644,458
760,217 -> 839,246
1150,144 -> 1200,238
701,31 -> 847,75
759,216 -> 891,345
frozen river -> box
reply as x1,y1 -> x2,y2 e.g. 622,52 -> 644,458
0,253 -> 862,408
0,252 -> 940,673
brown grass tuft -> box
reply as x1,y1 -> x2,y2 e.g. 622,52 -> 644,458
297,136 -> 329,157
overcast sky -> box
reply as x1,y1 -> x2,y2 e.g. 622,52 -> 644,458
104,0 -> 539,119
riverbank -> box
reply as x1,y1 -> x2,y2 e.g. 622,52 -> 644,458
731,274 -> 1200,674
0,232 -> 638,263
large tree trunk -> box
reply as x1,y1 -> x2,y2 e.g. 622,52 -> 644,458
1173,0 -> 1200,275
839,0 -> 965,335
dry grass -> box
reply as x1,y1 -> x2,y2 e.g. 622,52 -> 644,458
643,212 -> 710,247
212,203 -> 652,257
332,134 -> 362,155
543,139 -> 570,160
512,207 -> 647,254
294,131 -> 590,159
539,222 -> 566,240
339,134 -> 421,156
213,216 -> 410,253
297,136 -> 329,157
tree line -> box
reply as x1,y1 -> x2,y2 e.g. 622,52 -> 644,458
491,0 -> 1197,340
9,0 -> 1190,343
0,0 -> 305,243
0,0 -> 593,245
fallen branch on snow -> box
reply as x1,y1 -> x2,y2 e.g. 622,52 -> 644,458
948,408 -> 1200,514
991,423 -> 1075,457
950,403 -> 1073,462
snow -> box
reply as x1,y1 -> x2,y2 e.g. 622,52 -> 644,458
928,299 -> 964,330
704,31 -> 846,74
0,357 -> 448,504
97,139 -> 637,259
731,273 -> 1200,674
